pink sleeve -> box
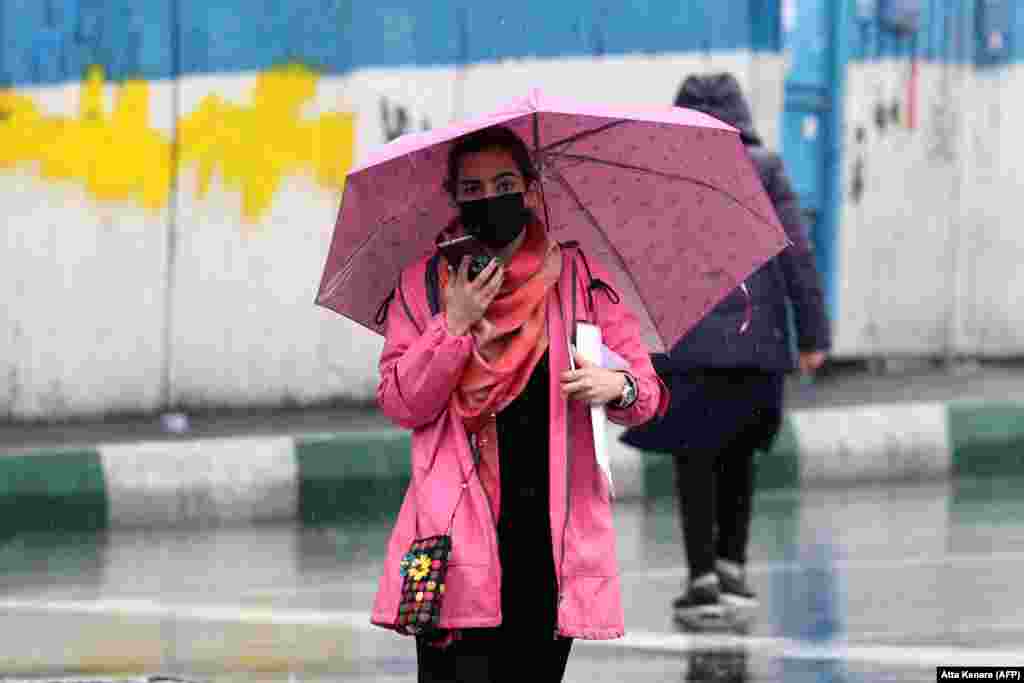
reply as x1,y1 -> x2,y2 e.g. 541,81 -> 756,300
586,257 -> 670,426
376,286 -> 474,430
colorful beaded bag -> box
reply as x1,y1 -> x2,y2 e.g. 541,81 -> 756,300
395,459 -> 475,639
395,533 -> 453,637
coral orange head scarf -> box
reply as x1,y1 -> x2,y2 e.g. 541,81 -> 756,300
438,217 -> 561,435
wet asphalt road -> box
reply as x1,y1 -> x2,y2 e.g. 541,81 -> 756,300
1,476 -> 1023,682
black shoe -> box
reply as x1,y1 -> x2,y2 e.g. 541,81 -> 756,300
672,578 -> 728,631
717,566 -> 759,611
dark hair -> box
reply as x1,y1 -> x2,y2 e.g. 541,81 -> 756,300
444,126 -> 539,198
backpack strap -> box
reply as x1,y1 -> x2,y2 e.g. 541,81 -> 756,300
425,251 -> 443,316
373,290 -> 395,328
374,266 -> 427,335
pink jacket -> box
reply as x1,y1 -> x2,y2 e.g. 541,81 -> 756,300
371,245 -> 668,639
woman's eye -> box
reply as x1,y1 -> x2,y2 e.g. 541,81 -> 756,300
497,181 -> 514,193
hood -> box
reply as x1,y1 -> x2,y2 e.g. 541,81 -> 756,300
674,73 -> 762,146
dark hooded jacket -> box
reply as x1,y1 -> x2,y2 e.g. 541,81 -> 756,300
659,73 -> 831,373
620,74 -> 831,454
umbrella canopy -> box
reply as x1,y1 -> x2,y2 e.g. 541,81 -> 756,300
316,89 -> 788,351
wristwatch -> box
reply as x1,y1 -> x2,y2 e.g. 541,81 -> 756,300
612,372 -> 638,410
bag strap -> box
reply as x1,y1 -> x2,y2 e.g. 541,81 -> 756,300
558,241 -> 621,343
414,432 -> 481,540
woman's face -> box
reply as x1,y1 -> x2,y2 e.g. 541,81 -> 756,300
454,147 -> 540,212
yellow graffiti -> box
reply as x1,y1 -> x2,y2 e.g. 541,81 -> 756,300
179,63 -> 355,221
0,63 -> 355,221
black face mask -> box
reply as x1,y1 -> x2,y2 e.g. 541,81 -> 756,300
458,192 -> 531,249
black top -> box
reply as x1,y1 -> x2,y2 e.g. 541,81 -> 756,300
494,350 -> 559,636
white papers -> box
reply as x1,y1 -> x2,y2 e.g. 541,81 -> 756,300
575,322 -> 616,498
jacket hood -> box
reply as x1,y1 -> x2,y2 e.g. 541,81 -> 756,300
674,73 -> 762,146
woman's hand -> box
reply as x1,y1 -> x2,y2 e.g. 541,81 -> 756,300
444,257 -> 504,336
560,348 -> 628,405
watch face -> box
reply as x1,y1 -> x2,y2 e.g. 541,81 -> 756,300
623,376 -> 637,403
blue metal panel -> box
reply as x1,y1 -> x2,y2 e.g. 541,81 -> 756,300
750,0 -> 783,52
880,0 -> 923,34
977,0 -> 1012,65
0,0 -> 776,88
782,0 -> 846,320
849,0 -> 985,64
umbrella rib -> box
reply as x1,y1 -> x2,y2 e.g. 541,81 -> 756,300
547,166 -> 662,347
544,151 -> 777,227
320,228 -> 380,301
533,112 -> 557,239
536,120 -> 630,154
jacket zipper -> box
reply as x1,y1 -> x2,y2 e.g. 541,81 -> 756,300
555,409 -> 572,640
554,280 -> 573,640
469,432 -> 498,530
468,431 -> 500,626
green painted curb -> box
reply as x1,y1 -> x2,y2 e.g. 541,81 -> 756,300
949,474 -> 1024,531
0,449 -> 108,535
948,402 -> 1024,478
755,416 -> 800,491
295,430 -> 411,526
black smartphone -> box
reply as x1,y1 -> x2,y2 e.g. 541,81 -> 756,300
437,235 -> 494,281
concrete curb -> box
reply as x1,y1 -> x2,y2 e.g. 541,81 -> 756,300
0,430 -> 412,534
641,399 -> 1024,497
2,400 -> 1023,534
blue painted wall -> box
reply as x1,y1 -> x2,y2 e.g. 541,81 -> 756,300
7,1 -> 1024,87
848,0 -> 1019,65
0,0 -> 173,86
0,0 -> 782,87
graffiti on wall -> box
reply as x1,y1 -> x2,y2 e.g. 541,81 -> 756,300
180,64 -> 355,221
380,97 -> 430,143
0,65 -> 173,209
0,63 -> 356,222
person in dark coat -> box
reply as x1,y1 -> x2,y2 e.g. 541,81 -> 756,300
621,73 -> 831,630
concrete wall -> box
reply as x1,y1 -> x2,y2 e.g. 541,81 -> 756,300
1,50 -> 783,420
2,77 -> 175,418
958,65 -> 1024,355
8,0 -> 1024,418
835,56 -> 1024,359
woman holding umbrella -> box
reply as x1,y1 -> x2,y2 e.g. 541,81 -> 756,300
370,125 -> 668,681
319,89 -> 791,681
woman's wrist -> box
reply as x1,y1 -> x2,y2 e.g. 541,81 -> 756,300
445,312 -> 471,336
609,371 -> 638,409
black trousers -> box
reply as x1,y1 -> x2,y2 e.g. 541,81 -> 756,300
416,630 -> 573,683
672,370 -> 784,578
